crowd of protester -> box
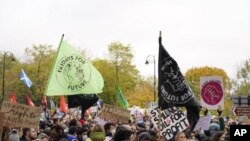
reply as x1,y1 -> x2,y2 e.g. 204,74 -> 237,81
1,105 -> 249,141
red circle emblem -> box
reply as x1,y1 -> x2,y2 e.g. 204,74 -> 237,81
201,81 -> 223,105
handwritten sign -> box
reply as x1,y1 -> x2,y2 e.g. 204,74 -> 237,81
99,104 -> 130,123
151,107 -> 189,140
1,101 -> 41,129
194,115 -> 212,131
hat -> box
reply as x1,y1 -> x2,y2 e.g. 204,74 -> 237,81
137,122 -> 146,129
139,132 -> 155,141
209,123 -> 220,135
209,123 -> 220,131
10,129 -> 18,134
9,134 -> 20,141
37,133 -> 49,139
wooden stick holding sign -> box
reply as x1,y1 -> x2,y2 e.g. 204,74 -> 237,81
0,112 -> 4,141
158,108 -> 165,140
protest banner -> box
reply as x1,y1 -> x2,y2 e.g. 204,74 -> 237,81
194,115 -> 212,131
1,101 -> 41,129
200,76 -> 224,110
151,107 -> 189,140
99,104 -> 130,123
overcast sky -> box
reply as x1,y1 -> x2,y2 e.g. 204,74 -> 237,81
0,0 -> 249,78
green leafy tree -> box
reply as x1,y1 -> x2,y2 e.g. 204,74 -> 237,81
0,52 -> 21,100
92,59 -> 115,104
93,42 -> 140,105
23,44 -> 56,103
230,58 -> 250,96
126,78 -> 154,108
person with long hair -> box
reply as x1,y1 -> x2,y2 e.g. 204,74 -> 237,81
211,131 -> 225,141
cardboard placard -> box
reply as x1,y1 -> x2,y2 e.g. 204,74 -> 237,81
99,104 -> 130,123
151,107 -> 189,140
194,115 -> 212,131
1,101 -> 41,129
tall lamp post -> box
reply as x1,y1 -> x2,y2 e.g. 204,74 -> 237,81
2,52 -> 15,99
145,55 -> 156,102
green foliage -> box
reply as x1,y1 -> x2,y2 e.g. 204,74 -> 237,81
93,42 -> 141,105
185,66 -> 230,98
0,45 -> 56,105
0,41 -> 142,107
230,58 -> 250,96
92,59 -> 116,104
0,52 -> 21,100
126,79 -> 154,108
24,44 -> 56,103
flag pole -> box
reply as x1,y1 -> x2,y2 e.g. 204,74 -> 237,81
158,31 -> 161,140
158,31 -> 165,141
44,34 -> 64,95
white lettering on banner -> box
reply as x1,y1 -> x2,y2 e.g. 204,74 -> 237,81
161,85 -> 193,104
150,107 -> 189,140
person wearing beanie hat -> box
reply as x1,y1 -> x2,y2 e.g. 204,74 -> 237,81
209,123 -> 220,135
9,129 -> 20,141
86,124 -> 108,141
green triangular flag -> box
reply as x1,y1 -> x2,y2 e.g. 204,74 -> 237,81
45,39 -> 104,96
116,84 -> 129,109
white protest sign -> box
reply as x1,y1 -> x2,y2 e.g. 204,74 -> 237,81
94,116 -> 107,127
194,115 -> 212,131
150,107 -> 189,140
200,76 -> 224,110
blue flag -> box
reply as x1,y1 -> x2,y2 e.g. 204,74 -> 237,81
20,69 -> 33,88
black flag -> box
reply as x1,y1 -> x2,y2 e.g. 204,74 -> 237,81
67,94 -> 99,118
158,34 -> 201,130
